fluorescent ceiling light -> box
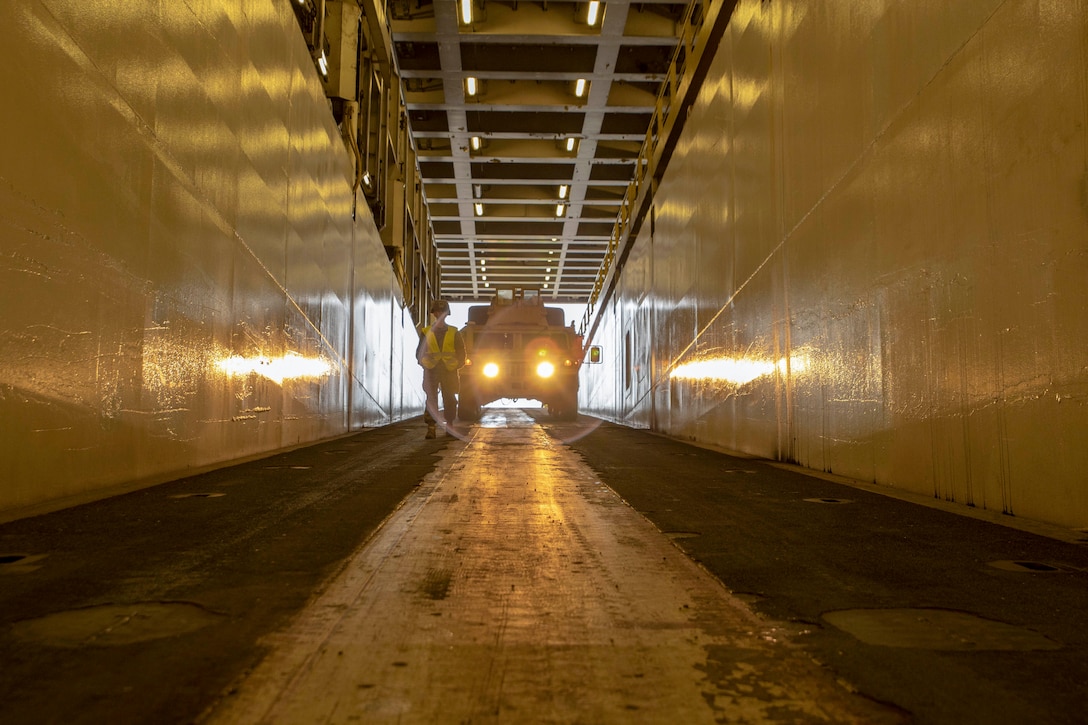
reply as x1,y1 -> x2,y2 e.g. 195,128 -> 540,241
565,137 -> 576,152
461,0 -> 472,24
559,184 -> 568,199
555,203 -> 565,217
466,77 -> 478,96
575,78 -> 587,97
471,136 -> 480,150
587,1 -> 600,26
474,202 -> 484,216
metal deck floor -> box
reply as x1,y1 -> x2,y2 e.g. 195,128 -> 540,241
2,410 -> 1087,724
208,412 -> 899,724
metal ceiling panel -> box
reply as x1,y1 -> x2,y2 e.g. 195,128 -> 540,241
388,0 -> 688,302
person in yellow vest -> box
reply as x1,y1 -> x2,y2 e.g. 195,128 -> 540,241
416,299 -> 466,438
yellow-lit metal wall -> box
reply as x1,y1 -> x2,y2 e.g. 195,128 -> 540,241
0,0 -> 423,519
583,0 -> 1088,529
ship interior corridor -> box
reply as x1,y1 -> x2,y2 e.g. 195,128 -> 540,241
2,410 -> 1086,724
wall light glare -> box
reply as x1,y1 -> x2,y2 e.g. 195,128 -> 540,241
217,353 -> 332,385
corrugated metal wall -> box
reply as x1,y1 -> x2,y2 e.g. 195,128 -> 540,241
583,0 -> 1088,529
0,0 -> 423,519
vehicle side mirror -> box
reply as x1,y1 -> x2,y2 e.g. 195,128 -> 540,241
587,345 -> 602,364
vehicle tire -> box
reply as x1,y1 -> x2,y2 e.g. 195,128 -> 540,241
459,395 -> 480,422
550,394 -> 577,421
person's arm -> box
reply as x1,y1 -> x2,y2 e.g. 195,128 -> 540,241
455,331 -> 467,368
415,327 -> 429,365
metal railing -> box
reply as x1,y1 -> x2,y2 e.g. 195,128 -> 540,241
580,0 -> 718,338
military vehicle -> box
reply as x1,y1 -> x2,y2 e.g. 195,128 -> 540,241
458,287 -> 582,421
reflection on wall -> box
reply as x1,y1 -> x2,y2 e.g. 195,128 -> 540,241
583,0 -> 1088,530
670,354 -> 809,385
0,0 -> 422,520
217,354 -> 333,385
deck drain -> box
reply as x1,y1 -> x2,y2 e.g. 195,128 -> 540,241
823,608 -> 1060,651
10,602 -> 224,647
0,554 -> 48,573
988,560 -> 1069,573
804,497 -> 853,504
170,493 -> 225,499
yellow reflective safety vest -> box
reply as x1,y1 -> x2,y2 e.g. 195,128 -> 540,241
421,326 -> 459,371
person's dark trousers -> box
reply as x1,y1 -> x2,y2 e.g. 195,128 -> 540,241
423,366 -> 459,431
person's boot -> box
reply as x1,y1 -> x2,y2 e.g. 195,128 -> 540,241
425,424 -> 436,439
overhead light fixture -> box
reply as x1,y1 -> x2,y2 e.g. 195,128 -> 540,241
586,1 -> 601,26
471,136 -> 481,150
566,137 -> 576,152
575,78 -> 587,97
461,0 -> 472,24
474,202 -> 484,216
556,203 -> 565,217
559,184 -> 568,199
317,51 -> 329,77
466,77 -> 478,96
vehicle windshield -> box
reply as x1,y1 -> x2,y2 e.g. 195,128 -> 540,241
475,332 -> 514,350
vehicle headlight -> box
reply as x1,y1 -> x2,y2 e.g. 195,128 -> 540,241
536,361 -> 555,379
483,362 -> 500,378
